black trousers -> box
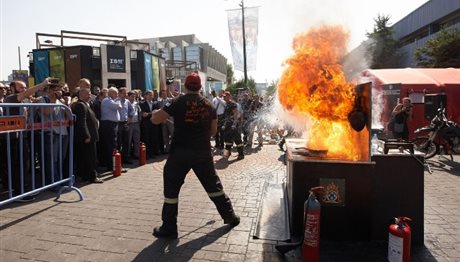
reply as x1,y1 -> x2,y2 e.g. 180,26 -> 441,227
75,142 -> 97,181
141,123 -> 160,158
117,121 -> 130,160
223,126 -> 244,155
160,148 -> 236,230
214,115 -> 225,149
100,121 -> 118,170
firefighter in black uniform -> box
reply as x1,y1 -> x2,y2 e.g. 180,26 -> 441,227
222,91 -> 245,160
151,73 -> 240,239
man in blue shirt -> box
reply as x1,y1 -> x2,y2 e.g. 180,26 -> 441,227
117,87 -> 134,164
100,87 -> 122,172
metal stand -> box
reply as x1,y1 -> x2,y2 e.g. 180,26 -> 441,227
55,175 -> 84,201
437,146 -> 454,162
405,149 -> 432,174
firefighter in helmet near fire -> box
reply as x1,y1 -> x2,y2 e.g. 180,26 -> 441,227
222,91 -> 245,160
150,73 -> 240,238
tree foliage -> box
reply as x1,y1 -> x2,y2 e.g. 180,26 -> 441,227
226,64 -> 234,84
415,28 -> 460,68
366,14 -> 401,69
226,77 -> 257,96
265,79 -> 278,96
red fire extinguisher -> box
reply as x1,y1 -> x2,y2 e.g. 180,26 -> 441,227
302,186 -> 323,262
113,149 -> 121,177
139,142 -> 146,166
388,217 -> 412,262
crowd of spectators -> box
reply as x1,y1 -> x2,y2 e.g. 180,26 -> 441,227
0,77 -> 289,202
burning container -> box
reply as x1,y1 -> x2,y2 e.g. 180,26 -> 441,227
285,139 -> 424,243
286,139 -> 374,241
277,25 -> 424,244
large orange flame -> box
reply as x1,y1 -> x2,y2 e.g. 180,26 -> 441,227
278,25 -> 368,161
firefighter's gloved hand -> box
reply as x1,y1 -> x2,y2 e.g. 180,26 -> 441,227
222,126 -> 226,131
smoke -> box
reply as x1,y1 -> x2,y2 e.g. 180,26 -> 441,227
343,40 -> 385,129
342,40 -> 372,81
254,93 -> 310,138
356,75 -> 385,129
371,86 -> 384,129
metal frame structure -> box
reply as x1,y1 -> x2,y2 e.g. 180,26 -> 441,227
165,60 -> 198,79
35,30 -> 150,51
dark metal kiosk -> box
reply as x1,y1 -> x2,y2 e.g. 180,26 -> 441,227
285,138 -> 424,244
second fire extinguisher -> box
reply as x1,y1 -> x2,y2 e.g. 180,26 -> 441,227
139,142 -> 146,166
113,149 -> 121,177
303,186 -> 323,262
388,217 -> 412,262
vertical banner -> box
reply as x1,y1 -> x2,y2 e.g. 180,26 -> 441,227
107,45 -> 126,73
159,58 -> 167,91
12,70 -> 29,86
34,50 -> 50,84
227,7 -> 259,71
65,47 -> 82,90
49,49 -> 66,82
144,53 -> 153,91
152,56 -> 160,91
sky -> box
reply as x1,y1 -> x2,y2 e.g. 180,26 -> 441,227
0,0 -> 429,83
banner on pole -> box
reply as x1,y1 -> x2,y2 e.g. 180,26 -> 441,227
144,53 -> 153,91
152,56 -> 160,91
34,50 -> 50,84
227,6 -> 259,72
49,49 -> 66,82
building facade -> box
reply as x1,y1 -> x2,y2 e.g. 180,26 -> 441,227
344,0 -> 460,77
394,0 -> 460,67
135,34 -> 227,94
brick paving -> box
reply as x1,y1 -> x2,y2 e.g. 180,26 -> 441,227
0,145 -> 459,261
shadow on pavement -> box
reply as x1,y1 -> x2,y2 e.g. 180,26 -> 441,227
278,153 -> 286,165
244,145 -> 262,155
214,157 -> 241,170
133,220 -> 233,261
426,156 -> 460,176
315,241 -> 438,261
0,202 -> 61,230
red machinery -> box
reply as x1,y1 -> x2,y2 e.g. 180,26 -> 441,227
361,68 -> 460,139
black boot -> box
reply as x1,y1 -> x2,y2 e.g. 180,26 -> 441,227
210,194 -> 240,227
278,138 -> 285,151
223,214 -> 240,227
237,146 -> 244,160
153,203 -> 178,239
153,226 -> 178,239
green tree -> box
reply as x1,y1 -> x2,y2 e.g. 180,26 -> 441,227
366,14 -> 401,68
226,64 -> 234,84
415,28 -> 460,68
226,77 -> 257,96
265,79 -> 278,96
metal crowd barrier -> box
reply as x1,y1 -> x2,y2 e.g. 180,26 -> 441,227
0,103 -> 83,206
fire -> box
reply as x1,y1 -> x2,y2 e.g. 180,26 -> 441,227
278,25 -> 368,161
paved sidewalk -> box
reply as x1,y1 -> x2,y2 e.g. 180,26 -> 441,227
1,145 -> 459,261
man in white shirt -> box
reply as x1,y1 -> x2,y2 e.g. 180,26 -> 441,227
211,90 -> 226,150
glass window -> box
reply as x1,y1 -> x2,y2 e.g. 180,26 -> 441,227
130,50 -> 137,60
92,47 -> 100,57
